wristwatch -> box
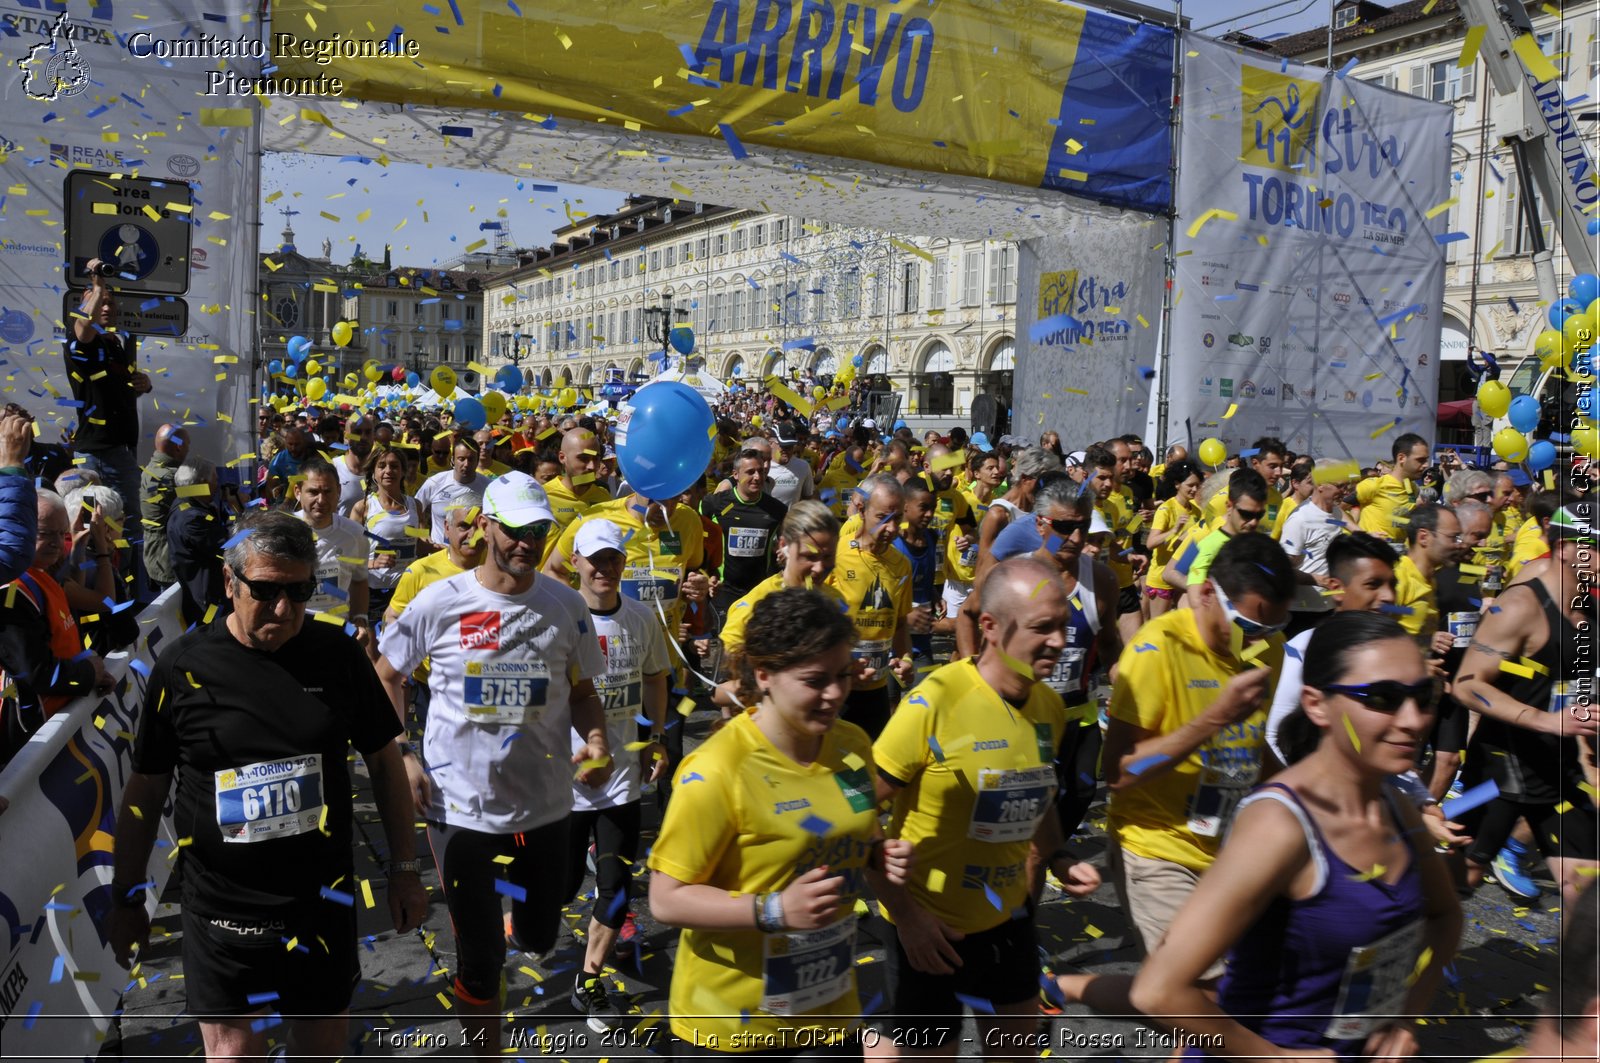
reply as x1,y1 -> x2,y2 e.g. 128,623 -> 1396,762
649,733 -> 666,744
389,859 -> 422,875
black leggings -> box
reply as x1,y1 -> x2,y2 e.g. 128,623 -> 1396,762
1055,718 -> 1103,841
564,801 -> 644,929
426,816 -> 570,1003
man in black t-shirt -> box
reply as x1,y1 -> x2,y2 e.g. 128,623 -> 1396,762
67,261 -> 150,527
108,511 -> 425,1058
703,447 -> 786,614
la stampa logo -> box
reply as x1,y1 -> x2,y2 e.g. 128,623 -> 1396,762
22,12 -> 92,102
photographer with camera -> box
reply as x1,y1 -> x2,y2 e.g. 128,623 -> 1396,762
66,260 -> 151,576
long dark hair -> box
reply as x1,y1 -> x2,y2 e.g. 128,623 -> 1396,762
1278,612 -> 1412,764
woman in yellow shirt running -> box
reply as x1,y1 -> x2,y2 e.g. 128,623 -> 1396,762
650,589 -> 913,1058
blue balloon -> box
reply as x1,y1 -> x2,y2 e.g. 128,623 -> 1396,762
287,335 -> 312,362
268,359 -> 284,375
669,325 -> 696,355
1550,298 -> 1585,329
616,381 -> 714,500
1527,439 -> 1558,471
1573,274 -> 1600,308
495,364 -> 525,393
1580,390 -> 1596,418
454,396 -> 487,430
852,354 -> 864,367
730,364 -> 742,377
406,371 -> 420,388
1508,394 -> 1541,433
284,363 -> 299,378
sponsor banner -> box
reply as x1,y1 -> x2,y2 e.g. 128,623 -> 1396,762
271,0 -> 1174,213
0,587 -> 184,1056
1014,210 -> 1167,441
1166,35 -> 1451,457
0,0 -> 259,465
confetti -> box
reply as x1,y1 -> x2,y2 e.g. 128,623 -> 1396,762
1440,780 -> 1499,820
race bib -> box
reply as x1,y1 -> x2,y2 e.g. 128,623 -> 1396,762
1044,648 -> 1086,698
968,765 -> 1056,843
1549,678 -> 1583,716
1482,566 -> 1504,595
595,673 -> 643,724
215,755 -> 324,844
761,918 -> 855,1015
307,558 -> 344,613
853,638 -> 892,676
1446,611 -> 1478,649
463,659 -> 550,725
1324,921 -> 1424,1041
623,563 -> 678,605
727,526 -> 769,558
1187,755 -> 1261,838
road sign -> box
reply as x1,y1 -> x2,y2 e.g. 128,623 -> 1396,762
64,289 -> 189,338
65,170 -> 193,295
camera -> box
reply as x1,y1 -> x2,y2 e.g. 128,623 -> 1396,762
92,262 -> 118,278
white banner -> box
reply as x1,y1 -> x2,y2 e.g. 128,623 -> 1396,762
1166,35 -> 1452,458
1014,210 -> 1168,442
0,0 -> 260,466
0,586 -> 183,1056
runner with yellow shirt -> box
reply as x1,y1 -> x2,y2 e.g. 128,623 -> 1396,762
1391,502 -> 1460,668
649,589 -> 912,1058
1203,437 -> 1288,530
1143,459 -> 1202,618
828,476 -> 915,738
1356,432 -> 1429,542
1506,488 -> 1561,579
541,427 -> 614,560
871,556 -> 1101,1056
940,450 -> 1002,617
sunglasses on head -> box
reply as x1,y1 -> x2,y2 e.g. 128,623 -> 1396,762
1043,516 -> 1092,537
495,519 -> 553,543
230,566 -> 317,603
1210,579 -> 1287,638
1320,680 -> 1434,713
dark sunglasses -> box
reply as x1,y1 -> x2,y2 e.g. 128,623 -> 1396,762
1044,517 -> 1092,537
230,566 -> 316,603
1320,680 -> 1434,713
495,519 -> 553,543
1234,506 -> 1267,523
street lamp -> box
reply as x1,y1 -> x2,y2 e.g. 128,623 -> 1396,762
644,294 -> 688,373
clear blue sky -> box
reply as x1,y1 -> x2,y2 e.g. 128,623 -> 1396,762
257,0 -> 1330,266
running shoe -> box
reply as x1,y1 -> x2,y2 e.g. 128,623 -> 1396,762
572,974 -> 622,1032
613,912 -> 640,955
1491,839 -> 1541,900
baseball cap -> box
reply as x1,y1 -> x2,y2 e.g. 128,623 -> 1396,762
860,417 -> 878,430
893,419 -> 908,430
774,422 -> 800,446
1548,503 -> 1600,542
970,432 -> 993,451
574,518 -> 629,557
1066,449 -> 1087,467
1089,510 -> 1112,535
481,472 -> 555,527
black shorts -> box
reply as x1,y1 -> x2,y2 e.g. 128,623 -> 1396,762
1117,585 -> 1140,616
427,816 -> 570,1003
884,909 -> 1039,1037
1430,694 -> 1470,763
844,686 -> 891,740
181,903 -> 359,1017
565,801 -> 644,929
1054,716 -> 1103,841
1461,794 -> 1600,866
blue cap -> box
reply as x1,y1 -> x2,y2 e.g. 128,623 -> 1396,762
970,432 -> 993,451
893,419 -> 908,429
1507,469 -> 1532,487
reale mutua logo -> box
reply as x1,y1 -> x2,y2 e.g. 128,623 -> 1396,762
21,12 -> 92,102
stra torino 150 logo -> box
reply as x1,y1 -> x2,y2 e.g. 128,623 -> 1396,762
19,12 -> 92,102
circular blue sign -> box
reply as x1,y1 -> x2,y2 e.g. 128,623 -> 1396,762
0,308 -> 34,345
97,223 -> 161,280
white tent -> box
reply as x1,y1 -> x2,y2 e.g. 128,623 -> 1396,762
646,361 -> 728,402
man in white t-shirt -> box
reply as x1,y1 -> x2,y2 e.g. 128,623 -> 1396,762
415,437 -> 491,543
294,460 -> 371,648
376,471 -> 611,1055
564,519 -> 669,1030
768,421 -> 815,507
1278,466 -> 1358,617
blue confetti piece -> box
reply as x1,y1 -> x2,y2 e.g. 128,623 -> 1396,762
320,886 -> 355,907
954,991 -> 996,1014
927,735 -> 945,762
23,1001 -> 42,1029
128,658 -> 151,678
717,123 -> 748,159
635,713 -> 654,728
50,956 -> 65,983
1440,780 -> 1498,821
222,527 -> 256,550
798,814 -> 833,836
1434,232 -> 1468,244
440,125 -> 473,138
250,1013 -> 283,1033
1377,603 -> 1415,616
1127,753 -> 1171,776
982,883 -> 1003,910
246,991 -> 280,1006
667,103 -> 695,117
1336,56 -> 1360,79
494,879 -> 528,902
1029,312 -> 1081,341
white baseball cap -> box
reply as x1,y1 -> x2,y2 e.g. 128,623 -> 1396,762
573,518 -> 629,557
481,472 -> 555,528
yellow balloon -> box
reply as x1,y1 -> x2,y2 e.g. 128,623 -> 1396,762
1198,437 -> 1227,467
1491,427 -> 1528,462
306,377 -> 328,401
481,391 -> 507,424
1535,328 -> 1566,362
363,361 -> 382,383
1575,423 -> 1600,460
1476,379 -> 1511,419
431,365 -> 458,394
1563,312 -> 1596,353
304,359 -> 321,377
332,321 -> 354,347
559,387 -> 577,408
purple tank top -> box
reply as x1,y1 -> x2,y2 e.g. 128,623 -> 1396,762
1186,781 -> 1426,1061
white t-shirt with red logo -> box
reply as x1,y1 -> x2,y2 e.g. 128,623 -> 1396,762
379,570 -> 605,834
572,597 -> 670,812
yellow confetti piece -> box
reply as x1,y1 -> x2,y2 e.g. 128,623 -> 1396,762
1424,197 -> 1458,220
360,879 -> 375,909
1512,33 -> 1562,83
175,483 -> 211,498
1349,864 -> 1387,882
1342,713 -> 1362,753
200,107 -> 253,127
576,756 -> 613,774
285,936 -> 299,952
677,696 -> 697,717
889,237 -> 933,263
1058,168 -> 1089,182
1369,422 -> 1392,440
555,29 -> 572,49
437,991 -> 453,1010
1185,208 -> 1238,239
1499,659 -> 1536,679
926,868 -> 947,893
1222,403 -> 1238,419
92,202 -> 118,215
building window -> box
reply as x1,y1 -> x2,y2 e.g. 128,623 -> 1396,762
634,307 -> 644,338
868,267 -> 884,317
715,233 -> 728,256
898,261 -> 920,314
681,241 -> 691,262
732,288 -> 745,331
609,261 -> 619,283
1333,5 -> 1358,29
696,237 -> 709,260
1500,173 -> 1553,255
930,257 -> 947,309
773,219 -> 787,241
650,250 -> 660,271
386,300 -> 398,319
467,304 -> 477,321
1410,58 -> 1474,101
988,247 -> 1017,303
665,246 -> 676,268
753,223 -> 766,247
962,249 -> 983,306
811,276 -> 826,322
914,342 -> 956,415
466,341 -> 476,361
734,228 -> 748,252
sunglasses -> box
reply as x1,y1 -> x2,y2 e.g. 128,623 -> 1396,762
230,566 -> 317,603
1234,506 -> 1267,524
1320,680 -> 1435,713
1210,579 -> 1287,638
495,519 -> 553,543
1044,516 -> 1092,537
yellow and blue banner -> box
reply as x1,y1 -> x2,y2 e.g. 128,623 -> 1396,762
271,0 -> 1174,213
